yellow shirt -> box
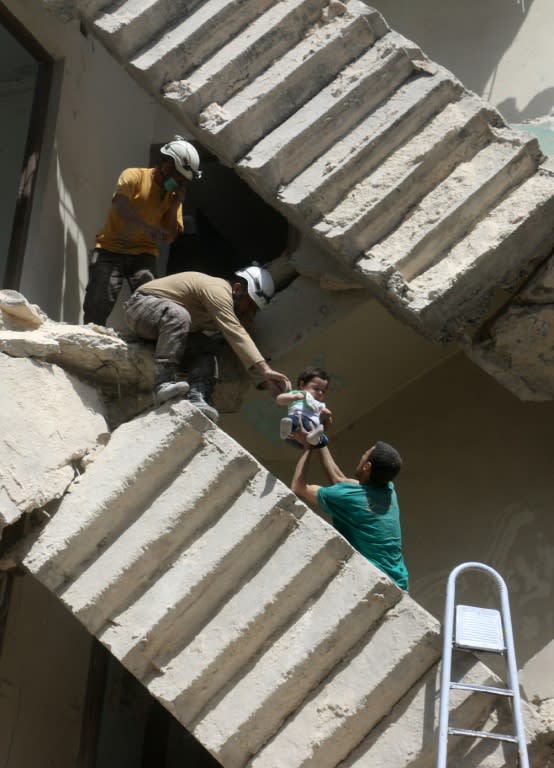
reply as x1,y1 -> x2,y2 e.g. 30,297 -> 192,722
95,168 -> 184,256
139,272 -> 264,370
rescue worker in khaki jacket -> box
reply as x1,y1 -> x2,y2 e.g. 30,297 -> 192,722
124,265 -> 291,421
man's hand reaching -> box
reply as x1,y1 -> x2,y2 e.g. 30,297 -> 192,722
265,368 -> 291,394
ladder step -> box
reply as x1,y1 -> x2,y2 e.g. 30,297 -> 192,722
448,727 -> 518,744
450,682 -> 514,697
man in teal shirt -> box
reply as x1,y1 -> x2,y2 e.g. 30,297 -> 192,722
291,440 -> 409,590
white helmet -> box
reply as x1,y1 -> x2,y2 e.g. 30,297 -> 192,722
235,265 -> 275,310
160,135 -> 202,181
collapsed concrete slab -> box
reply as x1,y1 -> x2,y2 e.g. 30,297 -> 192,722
0,289 -> 156,392
0,354 -> 108,534
17,397 -> 553,767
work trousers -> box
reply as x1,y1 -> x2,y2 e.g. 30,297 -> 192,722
124,291 -> 191,364
83,248 -> 157,325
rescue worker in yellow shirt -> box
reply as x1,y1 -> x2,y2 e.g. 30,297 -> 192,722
83,136 -> 201,326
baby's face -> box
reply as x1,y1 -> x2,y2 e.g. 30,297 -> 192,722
302,377 -> 328,402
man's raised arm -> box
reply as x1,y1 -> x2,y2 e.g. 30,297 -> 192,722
291,447 -> 321,507
318,445 -> 349,485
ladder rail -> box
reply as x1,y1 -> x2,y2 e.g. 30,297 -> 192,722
436,562 -> 529,768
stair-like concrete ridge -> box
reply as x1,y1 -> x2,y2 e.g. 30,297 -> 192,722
58,0 -> 554,342
23,401 -> 531,767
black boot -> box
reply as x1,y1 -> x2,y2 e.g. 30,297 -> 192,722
186,355 -> 220,422
153,359 -> 190,406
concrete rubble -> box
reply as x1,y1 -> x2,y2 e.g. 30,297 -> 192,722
0,288 -> 248,534
0,353 -> 107,534
0,290 -> 250,421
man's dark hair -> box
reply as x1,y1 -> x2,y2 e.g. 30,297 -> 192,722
297,366 -> 329,387
233,275 -> 249,292
368,441 -> 402,485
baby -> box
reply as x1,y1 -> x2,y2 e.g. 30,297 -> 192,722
276,366 -> 332,448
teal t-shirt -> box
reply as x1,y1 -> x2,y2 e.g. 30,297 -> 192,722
317,481 -> 409,590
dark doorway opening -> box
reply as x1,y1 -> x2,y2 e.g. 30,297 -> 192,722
79,640 -> 222,768
150,142 -> 289,279
0,4 -> 53,289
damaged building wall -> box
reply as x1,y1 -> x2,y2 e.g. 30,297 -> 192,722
2,0 -> 291,330
366,0 -> 554,126
2,0 -> 185,322
1,0 -> 554,765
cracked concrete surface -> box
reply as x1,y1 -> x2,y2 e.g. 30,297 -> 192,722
468,251 -> 554,400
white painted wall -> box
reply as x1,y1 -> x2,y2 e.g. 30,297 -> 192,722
3,0 -> 186,322
367,0 -> 554,123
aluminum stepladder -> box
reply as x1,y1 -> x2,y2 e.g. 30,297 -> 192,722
437,562 -> 529,768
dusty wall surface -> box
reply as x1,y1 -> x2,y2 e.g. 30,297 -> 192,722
3,0 -> 185,323
0,574 -> 91,768
366,0 -> 554,124
243,352 -> 554,676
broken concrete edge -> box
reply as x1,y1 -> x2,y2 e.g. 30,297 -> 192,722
352,233 -> 554,402
0,444 -> 108,571
0,289 -> 49,330
464,248 -> 554,401
1,397 -> 211,569
0,353 -> 113,557
387,235 -> 554,345
0,291 -> 253,417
